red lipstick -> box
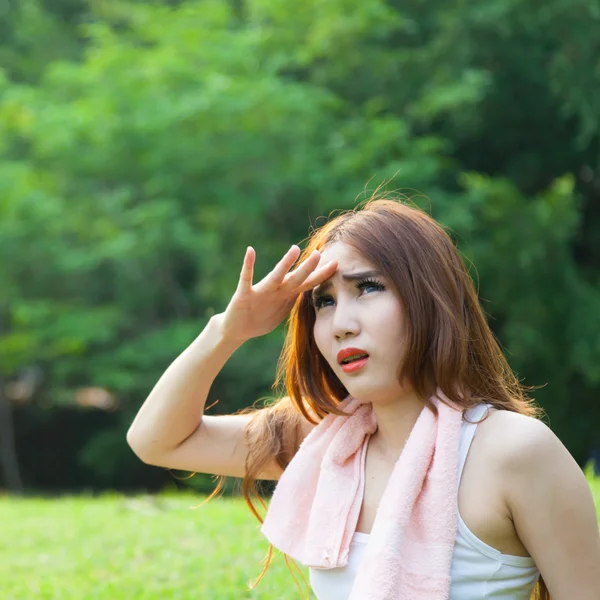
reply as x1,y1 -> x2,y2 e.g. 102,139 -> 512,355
337,347 -> 370,373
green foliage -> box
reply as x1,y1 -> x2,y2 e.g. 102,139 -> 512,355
440,174 -> 600,452
0,0 -> 599,486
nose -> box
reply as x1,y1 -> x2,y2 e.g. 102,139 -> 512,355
332,298 -> 361,341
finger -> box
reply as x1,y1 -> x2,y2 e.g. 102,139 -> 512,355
268,244 -> 302,285
283,249 -> 322,288
296,259 -> 338,294
236,246 -> 255,293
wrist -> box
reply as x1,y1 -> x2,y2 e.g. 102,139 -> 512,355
208,312 -> 248,350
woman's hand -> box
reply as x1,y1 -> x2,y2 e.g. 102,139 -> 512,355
218,245 -> 337,343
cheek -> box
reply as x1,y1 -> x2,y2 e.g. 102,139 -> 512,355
312,320 -> 325,352
372,302 -> 405,344
313,320 -> 334,365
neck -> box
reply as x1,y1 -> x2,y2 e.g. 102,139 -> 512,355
368,388 -> 428,462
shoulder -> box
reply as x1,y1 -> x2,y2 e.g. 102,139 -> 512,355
476,408 -> 600,596
474,407 -> 587,514
473,407 -> 560,476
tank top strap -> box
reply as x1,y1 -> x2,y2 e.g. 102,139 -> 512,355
457,403 -> 494,484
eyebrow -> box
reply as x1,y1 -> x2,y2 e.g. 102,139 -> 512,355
311,270 -> 383,298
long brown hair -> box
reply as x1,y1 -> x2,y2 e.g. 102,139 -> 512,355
206,192 -> 550,599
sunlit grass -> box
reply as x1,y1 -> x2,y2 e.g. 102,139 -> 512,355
1,472 -> 598,599
584,462 -> 600,522
0,491 -> 312,600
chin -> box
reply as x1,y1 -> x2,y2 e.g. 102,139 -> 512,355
348,383 -> 397,404
343,388 -> 379,405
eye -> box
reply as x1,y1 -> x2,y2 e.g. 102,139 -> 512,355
312,278 -> 385,310
355,278 -> 386,297
312,294 -> 332,309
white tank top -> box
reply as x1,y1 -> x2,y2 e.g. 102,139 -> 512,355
309,403 -> 540,599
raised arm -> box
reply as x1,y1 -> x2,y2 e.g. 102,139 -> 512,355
126,244 -> 336,478
126,312 -> 244,463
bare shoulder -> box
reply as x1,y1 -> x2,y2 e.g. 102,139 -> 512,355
474,406 -> 585,509
477,408 -> 600,596
474,407 -> 560,472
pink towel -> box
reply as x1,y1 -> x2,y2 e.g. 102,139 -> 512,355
260,387 -> 465,599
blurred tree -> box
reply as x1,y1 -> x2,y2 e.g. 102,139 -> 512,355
0,376 -> 24,492
0,0 -> 598,488
0,0 -> 87,83
0,0 -> 444,488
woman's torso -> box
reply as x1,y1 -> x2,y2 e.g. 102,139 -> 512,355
309,403 -> 540,599
357,404 -> 526,555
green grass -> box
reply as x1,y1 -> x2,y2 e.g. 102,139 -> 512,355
584,461 -> 600,508
0,490 -> 315,600
589,471 -> 600,519
1,474 -> 599,600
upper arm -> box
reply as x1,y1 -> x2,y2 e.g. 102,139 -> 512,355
501,416 -> 600,599
135,407 -> 317,481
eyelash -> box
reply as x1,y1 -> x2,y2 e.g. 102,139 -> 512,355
312,278 -> 386,310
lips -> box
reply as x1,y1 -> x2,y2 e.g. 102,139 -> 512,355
337,347 -> 370,365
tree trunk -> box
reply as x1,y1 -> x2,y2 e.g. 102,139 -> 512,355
0,383 -> 24,494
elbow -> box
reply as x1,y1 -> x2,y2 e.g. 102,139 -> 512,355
126,428 -> 155,464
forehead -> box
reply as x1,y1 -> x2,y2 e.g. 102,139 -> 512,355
317,242 -> 373,268
312,242 -> 381,296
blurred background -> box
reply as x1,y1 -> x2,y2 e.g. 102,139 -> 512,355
2,2 -> 600,597
1,0 -> 600,498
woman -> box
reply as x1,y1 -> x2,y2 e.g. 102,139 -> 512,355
127,195 -> 600,599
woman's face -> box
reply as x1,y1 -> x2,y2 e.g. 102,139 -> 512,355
311,242 -> 410,406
